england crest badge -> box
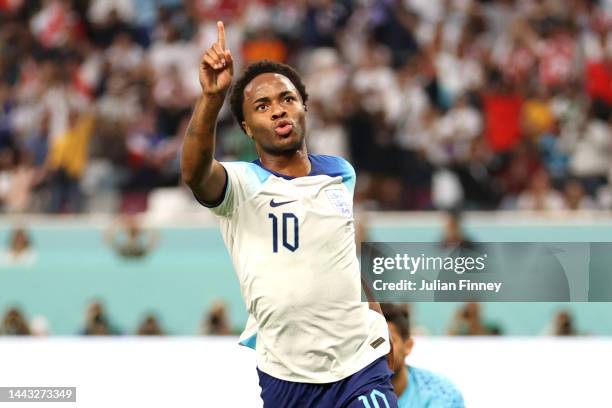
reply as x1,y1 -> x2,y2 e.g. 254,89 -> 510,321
325,189 -> 352,217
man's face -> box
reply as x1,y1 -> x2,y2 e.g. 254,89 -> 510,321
388,322 -> 414,375
242,73 -> 306,155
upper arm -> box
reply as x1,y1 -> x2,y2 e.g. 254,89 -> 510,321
196,161 -> 270,217
190,160 -> 228,207
193,161 -> 254,218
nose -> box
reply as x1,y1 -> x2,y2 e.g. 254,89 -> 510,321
270,102 -> 287,121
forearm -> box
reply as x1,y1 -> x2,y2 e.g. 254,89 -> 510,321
183,20 -> 233,203
181,94 -> 225,186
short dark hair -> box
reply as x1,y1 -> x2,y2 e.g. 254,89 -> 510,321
229,60 -> 308,133
381,303 -> 411,339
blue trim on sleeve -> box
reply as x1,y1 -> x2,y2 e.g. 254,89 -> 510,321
337,158 -> 356,194
239,333 -> 257,349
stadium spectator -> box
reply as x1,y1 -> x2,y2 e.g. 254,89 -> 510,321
439,210 -> 475,250
541,310 -> 580,336
568,103 -> 611,196
451,137 -> 503,210
1,306 -> 30,335
104,215 -> 158,259
137,313 -> 165,336
516,168 -> 565,211
80,300 -> 120,335
521,86 -> 555,140
46,111 -> 96,213
200,301 -> 233,335
447,302 -> 498,336
1,226 -> 36,266
563,179 -> 597,210
0,148 -> 39,213
498,142 -> 543,203
481,76 -> 524,154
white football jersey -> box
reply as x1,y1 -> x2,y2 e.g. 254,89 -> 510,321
204,154 -> 389,383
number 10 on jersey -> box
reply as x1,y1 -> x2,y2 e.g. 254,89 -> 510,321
268,213 -> 299,253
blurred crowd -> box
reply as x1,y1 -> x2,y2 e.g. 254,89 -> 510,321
0,299 -> 240,336
0,300 -> 582,336
0,0 -> 611,214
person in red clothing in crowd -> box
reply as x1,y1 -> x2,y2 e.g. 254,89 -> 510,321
584,13 -> 612,106
481,70 -> 524,154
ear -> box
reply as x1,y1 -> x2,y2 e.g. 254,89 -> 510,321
304,104 -> 308,112
242,122 -> 253,140
404,337 -> 414,357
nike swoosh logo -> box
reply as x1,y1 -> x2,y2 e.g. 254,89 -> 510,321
270,199 -> 297,207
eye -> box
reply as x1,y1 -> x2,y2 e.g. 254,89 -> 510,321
283,96 -> 296,103
256,104 -> 268,112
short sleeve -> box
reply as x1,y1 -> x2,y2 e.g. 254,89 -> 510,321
308,155 -> 356,195
194,163 -> 237,217
195,162 -> 270,218
339,158 -> 356,194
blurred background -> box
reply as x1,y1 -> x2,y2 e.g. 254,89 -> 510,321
1,1 -> 611,406
0,0 -> 611,339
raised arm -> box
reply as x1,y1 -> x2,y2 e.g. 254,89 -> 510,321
181,21 -> 234,204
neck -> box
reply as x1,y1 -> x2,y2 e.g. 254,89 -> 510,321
392,365 -> 409,398
258,147 -> 310,177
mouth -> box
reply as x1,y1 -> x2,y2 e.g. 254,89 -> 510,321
274,120 -> 294,137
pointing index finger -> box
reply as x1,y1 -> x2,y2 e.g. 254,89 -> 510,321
217,21 -> 226,49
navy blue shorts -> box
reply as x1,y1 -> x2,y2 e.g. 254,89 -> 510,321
257,357 -> 398,408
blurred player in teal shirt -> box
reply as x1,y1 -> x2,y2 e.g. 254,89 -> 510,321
381,304 -> 464,408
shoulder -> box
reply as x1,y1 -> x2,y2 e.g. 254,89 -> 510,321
308,154 -> 357,194
309,154 -> 356,192
309,155 -> 356,192
409,366 -> 464,407
221,161 -> 273,185
309,154 -> 355,178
